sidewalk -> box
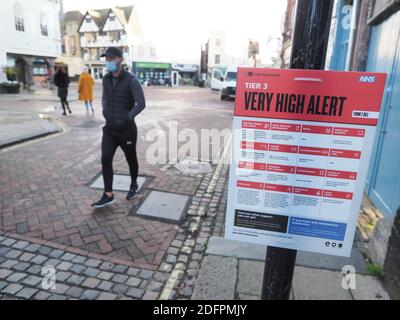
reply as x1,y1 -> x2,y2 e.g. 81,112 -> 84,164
192,236 -> 390,300
0,83 -> 101,103
0,87 -> 236,300
0,110 -> 62,149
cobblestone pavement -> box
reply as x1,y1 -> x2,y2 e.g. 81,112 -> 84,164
0,87 -> 234,299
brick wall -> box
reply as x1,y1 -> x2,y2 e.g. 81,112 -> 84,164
383,208 -> 400,300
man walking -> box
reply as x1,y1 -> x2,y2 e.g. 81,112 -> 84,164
92,47 -> 146,209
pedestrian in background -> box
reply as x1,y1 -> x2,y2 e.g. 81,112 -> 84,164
54,66 -> 71,116
78,66 -> 95,114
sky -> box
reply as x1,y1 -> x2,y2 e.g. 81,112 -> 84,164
63,0 -> 287,64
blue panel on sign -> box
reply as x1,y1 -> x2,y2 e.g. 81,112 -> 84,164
288,217 -> 347,241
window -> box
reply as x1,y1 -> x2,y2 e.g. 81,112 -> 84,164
108,31 -> 121,42
215,55 -> 220,65
70,36 -> 76,55
216,39 -> 221,47
41,24 -> 48,36
40,11 -> 49,36
15,17 -> 24,31
225,72 -> 237,81
13,3 -> 24,32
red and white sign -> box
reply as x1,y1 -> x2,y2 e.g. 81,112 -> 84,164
225,68 -> 387,257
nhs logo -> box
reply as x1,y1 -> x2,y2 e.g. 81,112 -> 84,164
359,75 -> 376,83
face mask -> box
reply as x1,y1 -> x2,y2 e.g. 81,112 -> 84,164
106,61 -> 119,72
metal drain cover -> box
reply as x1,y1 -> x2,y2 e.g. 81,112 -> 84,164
136,191 -> 189,223
90,175 -> 146,192
174,159 -> 213,175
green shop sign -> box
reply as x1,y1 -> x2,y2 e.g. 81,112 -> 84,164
135,62 -> 170,69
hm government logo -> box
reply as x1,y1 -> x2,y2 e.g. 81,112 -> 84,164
359,75 -> 376,83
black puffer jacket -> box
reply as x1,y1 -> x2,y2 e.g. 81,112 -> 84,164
102,69 -> 139,131
54,71 -> 70,99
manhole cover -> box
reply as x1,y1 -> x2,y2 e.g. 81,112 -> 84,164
174,159 -> 213,175
90,174 -> 146,192
136,191 -> 189,223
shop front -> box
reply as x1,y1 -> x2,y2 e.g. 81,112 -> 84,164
172,63 -> 199,86
5,54 -> 56,90
132,61 -> 171,85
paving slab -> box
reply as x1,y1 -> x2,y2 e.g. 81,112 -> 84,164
136,191 -> 189,223
90,175 -> 146,192
206,237 -> 368,272
206,237 -> 266,260
296,249 -> 368,273
350,275 -> 390,300
192,255 -> 237,300
237,260 -> 264,296
292,266 -> 353,300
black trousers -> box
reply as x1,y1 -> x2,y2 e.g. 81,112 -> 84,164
101,123 -> 138,193
60,98 -> 70,113
58,88 -> 70,113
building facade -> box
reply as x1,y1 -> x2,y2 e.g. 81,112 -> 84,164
77,6 -> 144,81
280,0 -> 400,298
58,10 -> 84,79
327,0 -> 400,219
0,0 -> 61,90
207,30 -> 229,69
280,0 -> 297,68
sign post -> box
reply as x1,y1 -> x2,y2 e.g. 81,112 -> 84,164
224,0 -> 387,301
262,0 -> 335,301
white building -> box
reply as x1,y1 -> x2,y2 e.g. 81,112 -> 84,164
78,6 -> 150,81
0,0 -> 61,89
206,30 -> 254,69
207,30 -> 229,69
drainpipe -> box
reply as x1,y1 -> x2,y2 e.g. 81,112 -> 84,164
345,0 -> 360,71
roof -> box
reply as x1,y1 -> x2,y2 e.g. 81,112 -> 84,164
64,10 -> 84,23
117,6 -> 133,22
87,9 -> 110,27
79,5 -> 134,31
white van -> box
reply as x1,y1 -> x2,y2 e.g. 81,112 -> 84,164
210,67 -> 227,91
211,66 -> 238,100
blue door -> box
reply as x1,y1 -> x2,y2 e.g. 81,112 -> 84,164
366,11 -> 400,215
329,0 -> 352,70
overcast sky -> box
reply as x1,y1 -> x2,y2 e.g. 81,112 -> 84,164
63,0 -> 287,64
